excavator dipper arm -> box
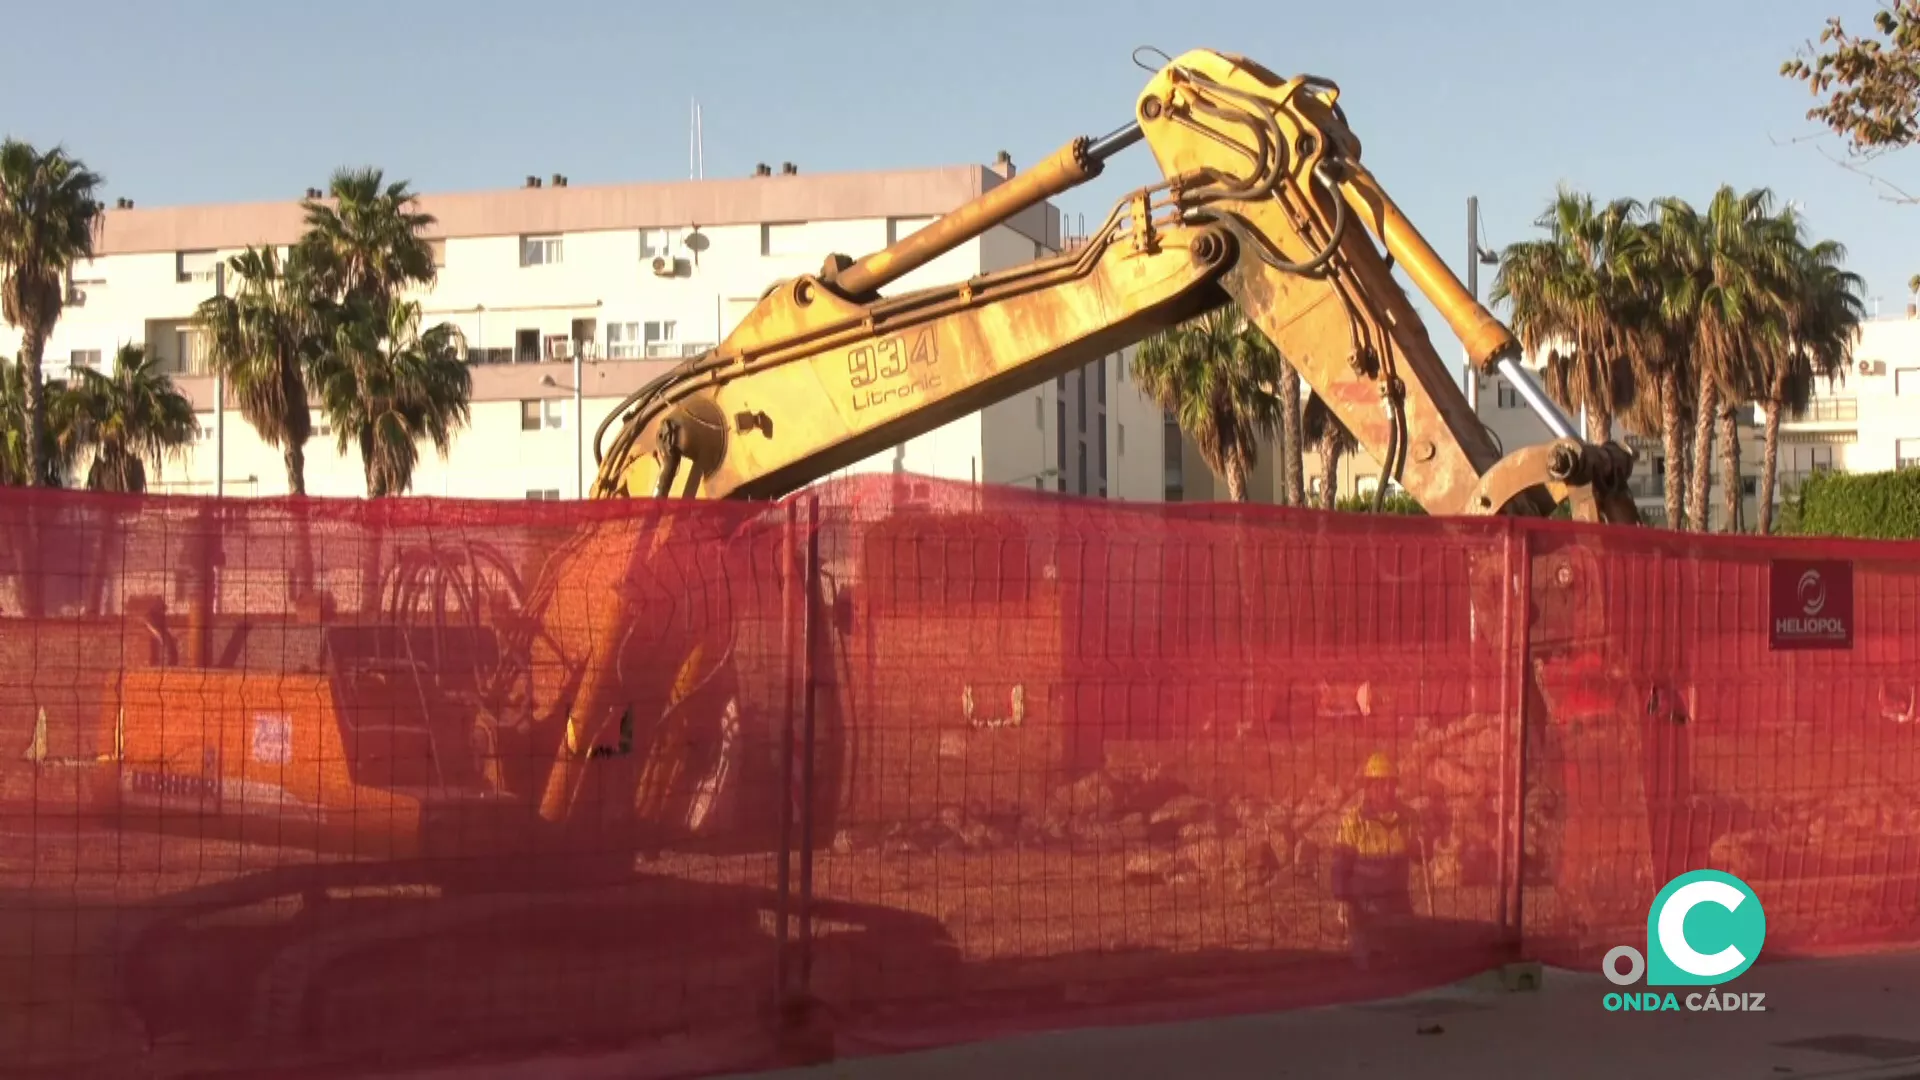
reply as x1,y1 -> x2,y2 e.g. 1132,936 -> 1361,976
537,48 -> 1640,826
589,49 -> 1632,517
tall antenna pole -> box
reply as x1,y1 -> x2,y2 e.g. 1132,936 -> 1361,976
1465,195 -> 1480,411
696,100 -> 704,179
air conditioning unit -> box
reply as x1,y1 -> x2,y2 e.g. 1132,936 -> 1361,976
650,254 -> 678,277
545,336 -> 571,360
1859,359 -> 1887,376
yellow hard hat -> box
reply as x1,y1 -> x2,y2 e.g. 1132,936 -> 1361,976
1362,752 -> 1396,780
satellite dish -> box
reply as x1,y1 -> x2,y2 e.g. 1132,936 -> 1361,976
683,228 -> 710,254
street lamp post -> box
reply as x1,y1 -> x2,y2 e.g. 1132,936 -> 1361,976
213,262 -> 226,497
573,340 -> 583,499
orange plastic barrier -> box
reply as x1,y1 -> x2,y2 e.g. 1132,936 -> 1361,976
0,475 -> 1916,1078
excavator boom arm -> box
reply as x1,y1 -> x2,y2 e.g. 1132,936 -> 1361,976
541,48 -> 1641,826
590,49 -> 1616,518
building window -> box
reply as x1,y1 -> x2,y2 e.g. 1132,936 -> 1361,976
639,228 -> 671,259
885,217 -> 934,244
526,489 -> 561,501
1055,395 -> 1067,491
1496,379 -> 1519,409
520,235 -> 563,266
1097,422 -> 1107,493
1898,368 -> 1920,396
1097,356 -> 1107,406
1899,439 -> 1920,470
427,239 -> 447,268
516,329 -> 540,364
176,250 -> 218,284
173,328 -> 210,375
761,222 -> 806,257
1118,423 -> 1126,456
644,320 -> 678,358
606,322 -> 643,360
69,349 -> 101,370
1035,396 -> 1043,429
520,399 -> 563,431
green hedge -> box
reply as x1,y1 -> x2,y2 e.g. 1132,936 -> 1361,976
1778,468 -> 1920,540
1334,491 -> 1428,515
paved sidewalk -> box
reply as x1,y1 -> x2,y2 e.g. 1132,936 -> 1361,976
379,952 -> 1920,1079
732,953 -> 1920,1080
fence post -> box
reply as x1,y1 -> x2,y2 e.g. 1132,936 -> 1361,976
775,497 -> 797,1014
1500,520 -> 1533,955
799,494 -> 820,991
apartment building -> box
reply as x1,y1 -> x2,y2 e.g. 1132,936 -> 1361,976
1780,313 -> 1920,482
1467,311 -> 1920,530
4,156 -> 1167,502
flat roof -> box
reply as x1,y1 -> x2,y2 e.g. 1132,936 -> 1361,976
95,162 -> 1059,257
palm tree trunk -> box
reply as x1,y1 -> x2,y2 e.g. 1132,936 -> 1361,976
1280,367 -> 1304,506
284,440 -> 307,497
20,321 -> 48,487
1718,402 -> 1742,533
1591,405 -> 1614,447
1660,367 -> 1685,530
282,440 -> 317,601
1688,369 -> 1717,532
1319,438 -> 1341,510
1758,400 -> 1782,535
1225,445 -> 1249,502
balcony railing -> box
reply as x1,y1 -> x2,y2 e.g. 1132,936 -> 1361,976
1786,398 -> 1857,423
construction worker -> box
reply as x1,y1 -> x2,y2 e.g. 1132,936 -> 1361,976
1332,751 -> 1419,970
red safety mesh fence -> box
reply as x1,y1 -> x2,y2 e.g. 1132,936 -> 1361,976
0,474 -> 1917,1078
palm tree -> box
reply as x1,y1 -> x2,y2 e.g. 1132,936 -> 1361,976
1754,223 -> 1864,534
312,298 -> 471,497
296,167 -> 438,314
1131,302 -> 1286,501
52,343 -> 197,492
195,245 -> 327,495
1649,188 -> 1796,533
1300,391 -> 1357,511
0,140 -> 105,487
1490,190 -> 1643,448
0,359 -> 73,486
1277,365 -> 1306,505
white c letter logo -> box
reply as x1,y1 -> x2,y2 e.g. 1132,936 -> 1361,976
1658,880 -> 1747,978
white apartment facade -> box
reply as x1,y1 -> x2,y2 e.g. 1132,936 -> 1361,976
1778,313 -> 1920,481
1467,313 -> 1920,528
3,156 -> 1167,503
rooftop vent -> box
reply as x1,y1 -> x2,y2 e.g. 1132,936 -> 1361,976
991,150 -> 1015,179
525,175 -> 543,189
780,162 -> 797,175
753,163 -> 772,177
551,173 -> 568,187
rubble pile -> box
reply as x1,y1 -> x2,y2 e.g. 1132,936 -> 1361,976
827,764 -> 1358,891
1708,787 -> 1920,878
1401,712 -> 1508,888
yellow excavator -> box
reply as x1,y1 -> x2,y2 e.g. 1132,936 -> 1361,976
97,46 -> 1638,875
85,47 -> 1647,1067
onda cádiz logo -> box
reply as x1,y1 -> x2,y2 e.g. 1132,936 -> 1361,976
1601,870 -> 1768,1013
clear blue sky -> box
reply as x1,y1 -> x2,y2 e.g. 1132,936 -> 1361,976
6,0 -> 1917,322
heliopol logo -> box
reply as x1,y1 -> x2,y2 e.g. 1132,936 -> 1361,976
1601,869 -> 1768,1013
